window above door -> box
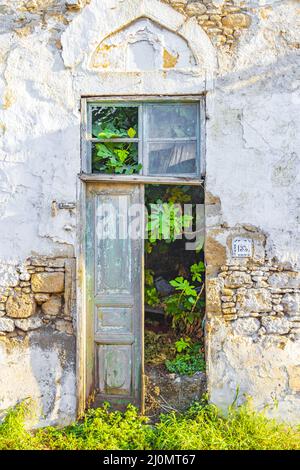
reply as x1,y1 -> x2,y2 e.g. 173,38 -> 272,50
81,98 -> 205,183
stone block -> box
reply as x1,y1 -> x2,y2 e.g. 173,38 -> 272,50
205,235 -> 227,275
221,296 -> 234,302
206,278 -> 223,316
186,3 -> 207,16
0,317 -> 15,332
222,301 -> 235,308
236,288 -> 272,313
47,258 -> 65,268
232,317 -> 260,336
251,271 -> 265,276
30,257 -> 48,266
273,305 -> 283,312
261,316 -> 290,335
223,314 -> 237,321
55,319 -> 73,335
282,293 -> 300,316
169,0 -> 188,5
224,272 -> 252,288
222,288 -> 234,297
22,287 -> 31,294
15,316 -> 43,331
222,13 -> 251,29
223,307 -> 236,314
6,292 -> 36,318
31,272 -> 64,294
268,272 -> 300,289
34,293 -> 50,304
42,295 -> 62,316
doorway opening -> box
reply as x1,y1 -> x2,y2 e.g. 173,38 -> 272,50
81,97 -> 206,413
143,184 -> 206,418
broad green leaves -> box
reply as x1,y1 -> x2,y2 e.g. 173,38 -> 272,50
94,126 -> 137,140
93,142 -> 141,175
147,202 -> 193,243
170,277 -> 197,297
165,341 -> 205,375
91,106 -> 140,174
145,269 -> 160,307
164,262 -> 205,329
175,337 -> 192,353
190,261 -> 205,282
127,127 -> 136,138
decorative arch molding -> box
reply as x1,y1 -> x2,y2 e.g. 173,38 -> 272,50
90,17 -> 197,72
61,0 -> 217,93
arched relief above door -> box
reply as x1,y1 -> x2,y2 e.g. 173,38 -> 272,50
90,18 -> 197,72
61,0 -> 217,93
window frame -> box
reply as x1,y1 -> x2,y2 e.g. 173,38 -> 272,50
81,96 -> 205,184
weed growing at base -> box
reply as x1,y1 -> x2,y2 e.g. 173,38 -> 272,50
1,399 -> 300,450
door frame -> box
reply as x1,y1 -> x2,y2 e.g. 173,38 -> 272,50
76,95 -> 206,416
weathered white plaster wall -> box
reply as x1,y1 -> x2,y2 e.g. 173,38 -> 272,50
0,0 -> 299,424
206,1 -> 300,268
205,0 -> 300,422
0,329 -> 76,427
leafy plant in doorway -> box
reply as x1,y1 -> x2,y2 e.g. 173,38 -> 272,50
165,337 -> 205,376
145,269 -> 160,307
146,200 -> 193,245
164,261 -> 205,331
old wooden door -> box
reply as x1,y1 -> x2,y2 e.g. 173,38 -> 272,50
86,183 -> 144,409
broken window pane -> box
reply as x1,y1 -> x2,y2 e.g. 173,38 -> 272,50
148,142 -> 196,175
147,104 -> 197,139
91,106 -> 138,139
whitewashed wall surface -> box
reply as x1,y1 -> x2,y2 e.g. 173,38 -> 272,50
0,0 -> 299,425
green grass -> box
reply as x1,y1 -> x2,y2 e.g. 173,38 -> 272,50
0,400 -> 300,450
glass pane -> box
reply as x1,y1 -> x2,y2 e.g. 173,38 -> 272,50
92,142 -> 141,174
148,142 -> 196,175
91,106 -> 138,139
147,104 -> 197,139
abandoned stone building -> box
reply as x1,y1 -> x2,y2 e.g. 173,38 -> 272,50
0,0 -> 299,427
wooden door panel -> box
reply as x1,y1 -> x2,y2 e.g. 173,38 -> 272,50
86,183 -> 143,409
95,306 -> 132,335
95,237 -> 132,296
97,344 -> 133,396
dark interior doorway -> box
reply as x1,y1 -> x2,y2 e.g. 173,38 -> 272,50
143,185 -> 206,418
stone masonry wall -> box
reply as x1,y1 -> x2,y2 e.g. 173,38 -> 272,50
220,264 -> 300,339
163,0 -> 252,49
0,256 -> 76,427
206,258 -> 300,422
205,186 -> 300,421
0,257 -> 75,337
